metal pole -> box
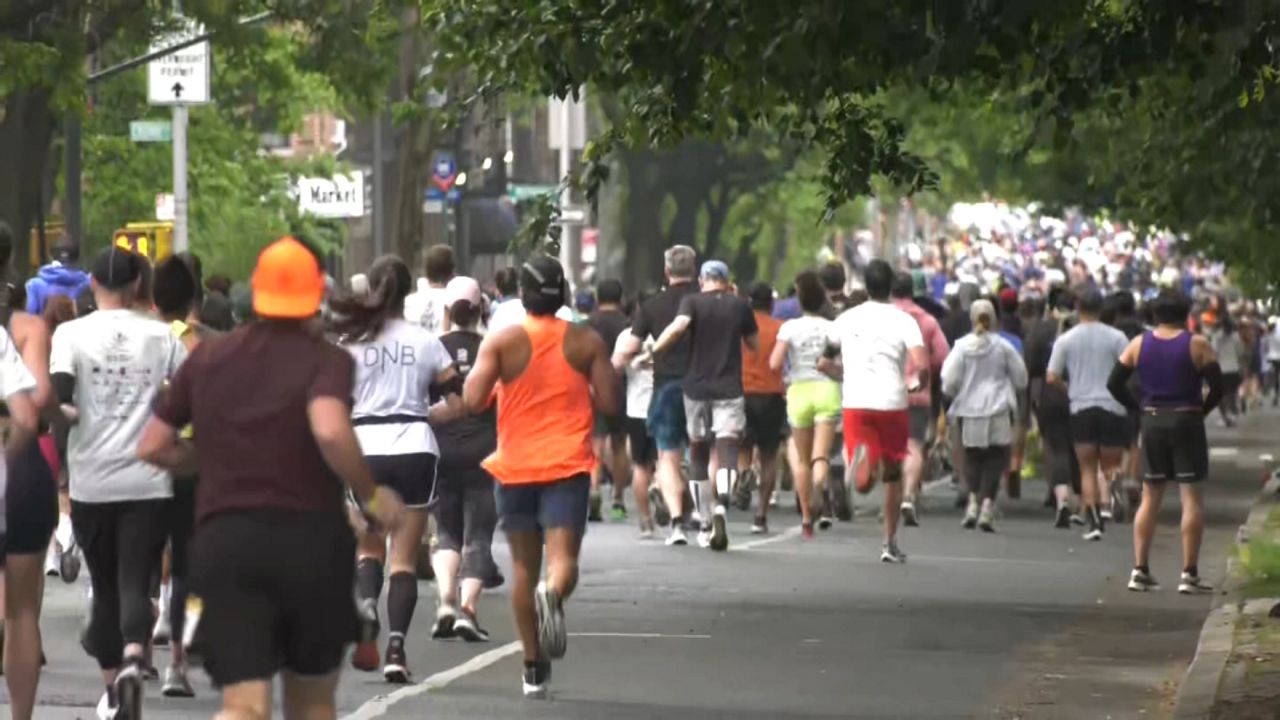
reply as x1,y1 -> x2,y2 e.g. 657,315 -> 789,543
372,111 -> 385,256
557,96 -> 571,278
173,105 -> 189,253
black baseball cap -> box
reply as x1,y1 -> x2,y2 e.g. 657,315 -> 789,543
520,254 -> 566,299
91,245 -> 141,290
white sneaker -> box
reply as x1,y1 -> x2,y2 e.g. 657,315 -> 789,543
152,611 -> 172,647
95,690 -> 115,720
708,505 -> 729,551
1178,572 -> 1213,594
696,529 -> 712,548
45,544 -> 60,578
1128,568 -> 1160,592
665,527 -> 688,546
880,542 -> 907,564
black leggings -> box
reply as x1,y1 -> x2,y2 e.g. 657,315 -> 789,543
432,464 -> 498,581
72,499 -> 170,669
1035,397 -> 1081,494
965,445 -> 1010,501
169,477 -> 197,648
1221,372 -> 1242,418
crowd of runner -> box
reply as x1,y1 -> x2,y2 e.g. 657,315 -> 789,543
0,216 -> 1270,718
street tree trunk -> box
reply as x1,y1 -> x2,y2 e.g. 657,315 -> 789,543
0,89 -> 58,274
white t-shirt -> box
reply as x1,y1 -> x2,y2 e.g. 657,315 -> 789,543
0,327 -> 37,534
51,309 -> 186,503
348,319 -> 453,456
404,283 -> 450,334
615,333 -> 653,419
490,300 -> 573,331
777,315 -> 833,384
827,301 -> 924,411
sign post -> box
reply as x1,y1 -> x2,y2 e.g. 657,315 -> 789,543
147,16 -> 210,255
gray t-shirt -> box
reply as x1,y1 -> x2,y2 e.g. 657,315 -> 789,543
1047,320 -> 1128,415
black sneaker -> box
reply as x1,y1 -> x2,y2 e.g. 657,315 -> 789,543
1055,505 -> 1072,529
522,660 -> 551,698
454,608 -> 491,643
1083,508 -> 1103,541
114,659 -> 145,720
648,486 -> 671,527
830,475 -> 853,522
352,598 -> 381,671
733,469 -> 756,511
383,639 -> 410,684
1110,484 -> 1128,524
588,493 -> 603,523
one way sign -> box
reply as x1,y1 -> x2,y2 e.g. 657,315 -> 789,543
147,18 -> 211,106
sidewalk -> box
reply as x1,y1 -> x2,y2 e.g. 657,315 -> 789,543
1174,409 -> 1280,719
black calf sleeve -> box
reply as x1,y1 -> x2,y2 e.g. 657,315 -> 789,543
714,437 -> 739,474
387,571 -> 418,637
356,557 -> 384,602
689,442 -> 711,482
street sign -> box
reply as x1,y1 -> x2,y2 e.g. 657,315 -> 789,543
147,19 -> 211,106
431,156 -> 458,192
424,187 -> 461,202
130,120 -> 172,142
295,171 -> 366,218
507,183 -> 557,202
155,193 -> 175,221
559,207 -> 587,224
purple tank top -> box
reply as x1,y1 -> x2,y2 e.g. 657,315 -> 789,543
1136,331 -> 1201,408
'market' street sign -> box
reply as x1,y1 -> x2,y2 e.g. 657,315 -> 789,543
147,18 -> 211,106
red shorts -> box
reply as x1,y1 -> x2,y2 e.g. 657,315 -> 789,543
842,408 -> 910,468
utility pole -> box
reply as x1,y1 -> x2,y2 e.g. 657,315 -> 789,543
172,0 -> 190,253
557,95 -> 572,280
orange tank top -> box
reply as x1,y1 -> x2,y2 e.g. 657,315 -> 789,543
483,316 -> 595,485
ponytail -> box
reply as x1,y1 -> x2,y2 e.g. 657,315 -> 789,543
329,255 -> 412,342
974,314 -> 993,334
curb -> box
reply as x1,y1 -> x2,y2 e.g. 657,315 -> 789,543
1171,474 -> 1278,719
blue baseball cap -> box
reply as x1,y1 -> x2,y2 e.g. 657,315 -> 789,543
700,260 -> 730,281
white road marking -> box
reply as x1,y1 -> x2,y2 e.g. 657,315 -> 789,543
1209,447 -> 1239,457
341,641 -> 521,720
570,632 -> 711,639
735,525 -> 802,550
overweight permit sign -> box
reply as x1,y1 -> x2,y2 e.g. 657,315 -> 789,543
147,18 -> 211,106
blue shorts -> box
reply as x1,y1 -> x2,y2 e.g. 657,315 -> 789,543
647,379 -> 688,452
495,474 -> 590,536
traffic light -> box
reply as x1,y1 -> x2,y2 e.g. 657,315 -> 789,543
111,223 -> 173,262
114,229 -> 151,258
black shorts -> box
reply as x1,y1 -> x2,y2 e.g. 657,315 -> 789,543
593,412 -> 626,439
1141,412 -> 1208,483
190,510 -> 356,686
368,453 -> 438,508
908,406 -> 932,444
626,417 -> 656,467
743,393 -> 787,455
6,439 -> 56,556
1069,407 -> 1131,448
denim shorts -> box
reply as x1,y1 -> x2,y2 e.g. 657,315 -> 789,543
495,474 -> 590,536
646,379 -> 688,452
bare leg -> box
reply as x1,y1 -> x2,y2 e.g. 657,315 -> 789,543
4,552 -> 46,720
1180,484 -> 1205,571
756,449 -> 779,522
1098,446 -> 1125,510
903,438 -> 925,505
544,527 -> 583,601
789,429 -> 814,526
609,436 -> 630,506
217,678 -> 272,720
1133,482 -> 1164,568
656,449 -> 685,522
505,531 -> 543,662
630,453 -> 654,525
281,670 -> 340,720
883,462 -> 904,545
432,549 -> 461,607
1074,444 -> 1101,511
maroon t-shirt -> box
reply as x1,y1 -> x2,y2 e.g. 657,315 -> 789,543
153,321 -> 355,525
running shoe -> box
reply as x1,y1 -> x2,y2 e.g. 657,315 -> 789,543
1178,572 -> 1213,595
801,522 -> 815,539
649,486 -> 671,526
962,496 -> 979,530
639,523 -> 655,540
454,608 -> 491,643
522,660 -> 551,699
1128,568 -> 1160,592
1083,509 -> 1103,542
95,687 -> 118,720
817,515 -> 833,531
44,544 -> 59,578
1110,484 -> 1128,524
978,508 -> 995,533
432,605 -> 457,640
610,502 -> 627,522
1055,505 -> 1072,529
152,610 -> 171,648
60,545 -> 81,583
666,526 -> 688,546
535,583 -> 567,659
880,542 -> 907,564
1100,508 -> 1113,521
1070,513 -> 1086,527
383,640 -> 411,684
352,598 -> 381,671
161,664 -> 195,698
114,660 -> 144,720
709,505 -> 729,551
750,516 -> 768,535
588,493 -> 603,523
901,501 -> 919,528
832,475 -> 853,522
733,469 -> 756,512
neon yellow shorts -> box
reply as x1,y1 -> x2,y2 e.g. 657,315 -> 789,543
786,380 -> 842,429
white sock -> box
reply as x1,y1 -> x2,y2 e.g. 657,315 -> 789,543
158,581 -> 172,620
714,468 -> 733,499
690,480 -> 709,519
55,513 -> 73,550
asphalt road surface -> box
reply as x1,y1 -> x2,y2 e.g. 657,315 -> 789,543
6,414 -> 1269,719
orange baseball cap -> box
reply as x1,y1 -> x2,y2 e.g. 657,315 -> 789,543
251,236 -> 326,319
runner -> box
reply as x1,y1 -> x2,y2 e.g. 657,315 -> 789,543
462,254 -> 618,698
25,237 -> 90,316
1206,312 -> 1244,427
642,260 -> 759,551
148,256 -> 209,698
1024,287 -> 1083,527
329,255 -> 459,682
739,282 -> 786,535
40,295 -> 78,581
140,236 -> 406,719
615,246 -> 698,546
489,268 -> 519,323
1047,290 -> 1131,541
587,279 -> 631,522
0,221 -> 52,720
615,292 -> 660,537
1266,317 -> 1280,406
771,270 -> 841,537
941,300 -> 1028,533
431,277 -> 500,642
1106,289 -> 1220,594
51,246 -> 186,720
823,259 -> 926,563
891,271 -> 949,527
404,244 -> 455,333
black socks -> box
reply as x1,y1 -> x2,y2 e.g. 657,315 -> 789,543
356,558 -> 384,602
387,572 -> 418,636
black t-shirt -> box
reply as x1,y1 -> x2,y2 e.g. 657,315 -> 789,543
433,330 -> 497,469
677,290 -> 758,401
589,308 -> 629,355
632,282 -> 699,385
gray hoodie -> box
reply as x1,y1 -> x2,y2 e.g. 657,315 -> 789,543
942,330 -> 1028,448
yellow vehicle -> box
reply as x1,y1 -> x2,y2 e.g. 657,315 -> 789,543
113,222 -> 174,262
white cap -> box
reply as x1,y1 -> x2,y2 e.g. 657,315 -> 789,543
446,276 -> 483,307
350,273 -> 369,296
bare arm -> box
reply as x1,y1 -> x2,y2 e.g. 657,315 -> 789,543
308,396 -> 377,505
587,332 -> 622,416
463,335 -> 503,415
768,338 -> 789,374
906,345 -> 928,392
15,316 -> 54,417
650,315 -> 692,356
137,418 -> 198,475
613,332 -> 643,372
742,331 -> 759,355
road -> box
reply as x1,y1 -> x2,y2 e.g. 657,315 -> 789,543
6,412 -> 1270,719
